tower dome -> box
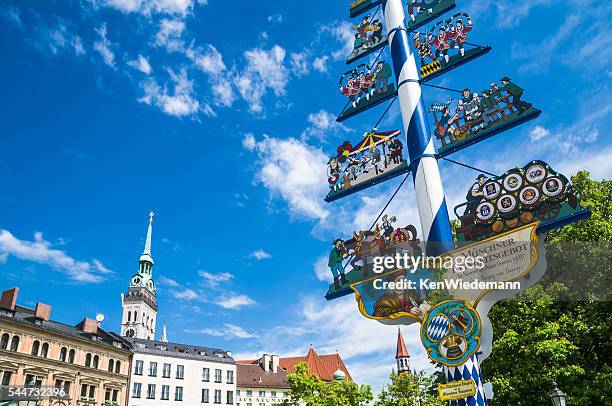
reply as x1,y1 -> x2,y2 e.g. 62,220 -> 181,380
333,368 -> 346,381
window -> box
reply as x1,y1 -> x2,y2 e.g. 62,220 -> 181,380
92,355 -> 99,369
202,367 -> 210,381
163,363 -> 171,378
68,349 -> 75,363
246,390 -> 252,396
134,360 -> 143,375
59,347 -> 67,362
258,391 -> 265,397
105,388 -> 119,403
226,390 -> 234,405
31,340 -> 40,356
1,371 -> 12,386
108,359 -> 115,372
271,391 -> 276,398
0,333 -> 8,349
236,390 -> 240,396
80,384 -> 96,401
202,388 -> 209,403
176,365 -> 184,379
40,342 -> 49,358
175,386 -> 183,401
25,374 -> 43,387
132,383 -> 142,398
147,384 -> 156,399
9,336 -> 19,352
115,360 -> 121,374
85,353 -> 92,367
214,369 -> 222,383
127,311 -> 131,322
214,389 -> 221,404
149,361 -> 157,377
226,370 -> 234,384
54,379 -> 71,396
161,385 -> 170,400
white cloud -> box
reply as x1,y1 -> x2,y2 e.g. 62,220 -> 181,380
529,125 -> 551,141
494,0 -> 556,29
290,52 -> 310,76
324,21 -> 355,61
187,44 -> 236,107
159,275 -> 180,287
139,68 -> 203,117
34,19 -> 85,57
249,249 -> 271,260
198,270 -> 234,286
154,18 -> 186,52
172,288 -> 199,300
0,229 -> 111,283
102,0 -> 198,16
92,259 -> 113,274
313,56 -> 329,73
301,109 -> 351,142
236,45 -> 289,113
127,54 -> 152,74
93,24 -> 116,68
245,134 -> 330,221
215,294 -> 256,310
242,133 -> 256,151
187,323 -> 257,339
0,4 -> 23,29
314,255 -> 332,282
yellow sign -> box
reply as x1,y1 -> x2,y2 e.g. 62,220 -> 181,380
438,380 -> 476,401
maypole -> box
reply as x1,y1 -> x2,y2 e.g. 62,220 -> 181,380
382,0 -> 453,256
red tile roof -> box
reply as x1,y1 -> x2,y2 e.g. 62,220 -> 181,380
278,347 -> 353,382
396,327 -> 409,359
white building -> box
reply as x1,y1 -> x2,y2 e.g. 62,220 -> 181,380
121,212 -> 158,340
127,338 -> 236,406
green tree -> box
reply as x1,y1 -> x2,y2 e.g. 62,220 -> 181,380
482,171 -> 612,405
282,362 -> 373,406
376,371 -> 445,406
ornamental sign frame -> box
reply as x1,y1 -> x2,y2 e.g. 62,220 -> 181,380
349,0 -> 381,18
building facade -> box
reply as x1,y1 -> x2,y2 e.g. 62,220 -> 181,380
126,338 -> 236,406
236,348 -> 352,406
236,354 -> 290,406
0,287 -> 132,406
121,213 -> 157,341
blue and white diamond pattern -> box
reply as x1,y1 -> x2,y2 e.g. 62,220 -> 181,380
427,314 -> 450,341
444,354 -> 488,406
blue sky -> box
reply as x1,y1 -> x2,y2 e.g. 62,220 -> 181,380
0,0 -> 610,393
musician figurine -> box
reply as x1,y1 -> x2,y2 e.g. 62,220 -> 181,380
432,25 -> 452,63
328,239 -> 349,290
327,157 -> 345,192
414,32 -> 436,66
449,16 -> 472,57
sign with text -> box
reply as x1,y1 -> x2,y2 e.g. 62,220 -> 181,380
438,379 -> 477,401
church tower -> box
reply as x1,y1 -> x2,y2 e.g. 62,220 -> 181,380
121,212 -> 157,340
396,327 -> 410,375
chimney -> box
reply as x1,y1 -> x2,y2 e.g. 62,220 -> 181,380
262,354 -> 271,372
34,303 -> 51,321
81,318 -> 98,334
0,288 -> 19,311
271,355 -> 279,373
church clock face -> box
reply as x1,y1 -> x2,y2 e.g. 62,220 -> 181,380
125,328 -> 135,337
148,280 -> 154,290
132,276 -> 141,286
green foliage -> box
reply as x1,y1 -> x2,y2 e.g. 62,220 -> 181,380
375,371 -> 445,406
283,362 -> 373,406
483,171 -> 612,405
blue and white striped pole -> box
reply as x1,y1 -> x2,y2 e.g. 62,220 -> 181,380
382,1 -> 487,405
382,0 -> 453,255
